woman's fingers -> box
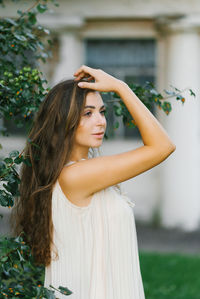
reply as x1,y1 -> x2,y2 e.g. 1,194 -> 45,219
74,70 -> 86,79
74,66 -> 95,82
74,73 -> 94,82
74,72 -> 85,81
74,65 -> 96,78
78,81 -> 97,89
73,65 -> 88,76
74,66 -> 97,89
74,65 -> 118,92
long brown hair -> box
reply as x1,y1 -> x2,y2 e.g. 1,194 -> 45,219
10,79 -> 96,267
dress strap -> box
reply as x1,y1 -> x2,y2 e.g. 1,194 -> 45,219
65,161 -> 75,166
64,158 -> 87,166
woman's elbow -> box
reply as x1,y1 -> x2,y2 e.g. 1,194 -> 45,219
169,143 -> 176,153
156,142 -> 176,161
163,143 -> 176,159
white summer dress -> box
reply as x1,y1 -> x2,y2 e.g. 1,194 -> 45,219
44,158 -> 145,299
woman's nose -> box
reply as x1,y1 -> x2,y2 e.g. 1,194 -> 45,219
96,114 -> 106,125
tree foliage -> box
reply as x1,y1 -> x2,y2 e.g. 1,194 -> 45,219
0,1 -> 74,297
0,0 -> 196,298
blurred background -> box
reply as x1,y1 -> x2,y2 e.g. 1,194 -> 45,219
1,0 -> 200,256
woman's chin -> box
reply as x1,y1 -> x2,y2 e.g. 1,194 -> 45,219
91,141 -> 103,148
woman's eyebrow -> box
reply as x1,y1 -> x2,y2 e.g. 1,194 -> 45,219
84,105 -> 105,109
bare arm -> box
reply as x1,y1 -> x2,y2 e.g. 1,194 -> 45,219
59,66 -> 176,205
116,80 -> 176,150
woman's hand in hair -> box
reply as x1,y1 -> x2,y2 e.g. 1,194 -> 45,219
73,65 -> 125,93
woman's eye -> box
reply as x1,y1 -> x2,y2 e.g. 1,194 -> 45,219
84,110 -> 106,117
84,111 -> 92,116
101,110 -> 106,115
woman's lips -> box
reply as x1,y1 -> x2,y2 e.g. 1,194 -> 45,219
92,132 -> 104,138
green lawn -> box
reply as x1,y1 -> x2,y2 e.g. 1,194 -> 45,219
1,247 -> 200,298
139,251 -> 200,299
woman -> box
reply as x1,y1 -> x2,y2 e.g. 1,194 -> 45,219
12,65 -> 176,298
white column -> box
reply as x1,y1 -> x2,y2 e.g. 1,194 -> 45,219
51,31 -> 84,85
156,16 -> 200,231
38,15 -> 85,85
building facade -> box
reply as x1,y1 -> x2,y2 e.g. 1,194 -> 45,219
1,0 -> 200,231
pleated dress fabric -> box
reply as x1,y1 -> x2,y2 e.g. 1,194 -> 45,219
44,159 -> 145,299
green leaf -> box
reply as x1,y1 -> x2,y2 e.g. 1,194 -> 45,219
43,28 -> 50,35
14,156 -> 23,164
9,150 -> 19,158
5,18 -> 17,26
51,0 -> 60,7
4,157 -> 13,164
189,89 -> 196,97
37,4 -> 47,13
26,32 -> 35,39
114,121 -> 119,129
115,107 -> 122,116
164,89 -> 176,96
0,192 -> 8,206
43,288 -> 56,299
14,34 -> 27,41
1,256 -> 8,262
176,95 -> 183,100
58,286 -> 73,295
47,39 -> 53,45
150,88 -> 158,95
17,9 -> 24,17
170,84 -> 181,92
28,13 -> 37,25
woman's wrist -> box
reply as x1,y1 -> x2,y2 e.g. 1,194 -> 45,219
113,79 -> 130,94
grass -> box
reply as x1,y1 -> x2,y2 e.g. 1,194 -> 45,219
1,244 -> 200,298
139,251 -> 200,299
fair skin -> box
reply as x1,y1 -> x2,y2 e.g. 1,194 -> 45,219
69,91 -> 107,162
58,65 -> 176,207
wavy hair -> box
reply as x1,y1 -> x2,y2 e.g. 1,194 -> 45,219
10,79 -> 98,267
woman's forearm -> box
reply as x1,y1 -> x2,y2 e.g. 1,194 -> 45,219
115,80 -> 176,151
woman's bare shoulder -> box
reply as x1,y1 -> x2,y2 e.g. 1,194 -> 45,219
58,145 -> 174,199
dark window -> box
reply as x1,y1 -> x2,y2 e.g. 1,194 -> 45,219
85,38 -> 156,139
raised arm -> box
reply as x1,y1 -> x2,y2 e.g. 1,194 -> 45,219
59,66 -> 176,205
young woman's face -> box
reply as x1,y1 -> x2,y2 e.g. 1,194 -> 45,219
75,91 -> 107,149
